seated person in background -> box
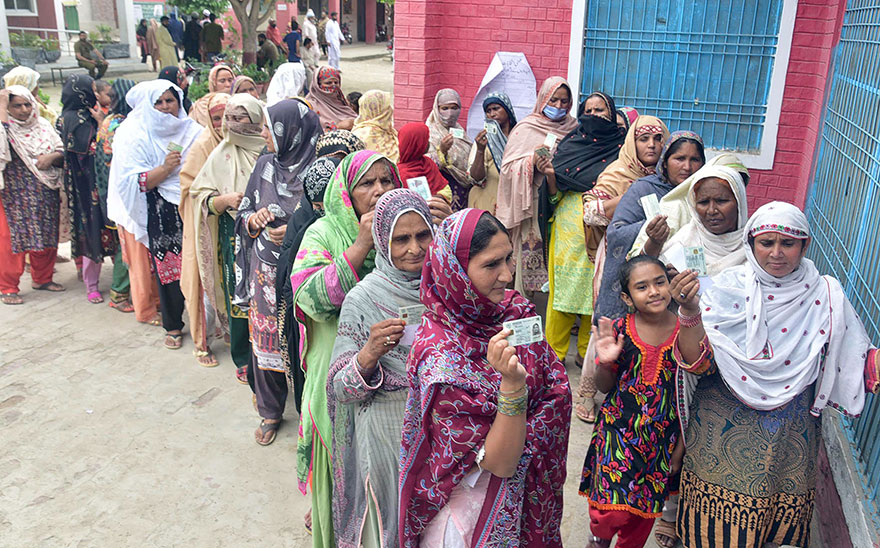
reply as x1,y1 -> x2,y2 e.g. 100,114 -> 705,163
74,31 -> 108,80
257,33 -> 280,69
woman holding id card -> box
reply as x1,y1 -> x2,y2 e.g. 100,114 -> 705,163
425,88 -> 472,211
327,188 -> 434,548
399,209 -> 571,547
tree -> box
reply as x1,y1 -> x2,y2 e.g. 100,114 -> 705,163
166,0 -> 230,18
229,0 -> 274,65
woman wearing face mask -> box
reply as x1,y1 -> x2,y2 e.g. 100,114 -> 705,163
596,131 -> 705,323
542,92 -> 625,371
425,88 -> 473,211
0,87 -> 64,305
233,99 -> 323,447
190,95 -> 265,376
189,65 -> 236,125
671,202 -> 880,548
107,80 -> 203,349
496,76 -> 577,294
291,150 -> 403,546
467,91 -> 517,213
306,66 -> 357,131
328,188 -> 434,548
399,209 -> 572,547
60,74 -> 117,304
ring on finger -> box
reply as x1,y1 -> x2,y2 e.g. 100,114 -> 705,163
679,292 -> 686,299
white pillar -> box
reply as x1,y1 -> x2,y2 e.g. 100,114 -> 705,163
0,2 -> 11,58
115,0 -> 136,57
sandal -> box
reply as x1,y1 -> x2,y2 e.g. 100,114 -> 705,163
87,291 -> 103,304
1,293 -> 23,305
32,282 -> 65,292
194,348 -> 219,367
255,419 -> 280,446
139,314 -> 162,327
575,399 -> 597,424
164,333 -> 184,350
108,300 -> 135,313
236,365 -> 249,385
654,518 -> 678,548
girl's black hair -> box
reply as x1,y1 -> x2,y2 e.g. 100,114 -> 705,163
619,255 -> 668,297
662,137 -> 706,173
469,212 -> 510,259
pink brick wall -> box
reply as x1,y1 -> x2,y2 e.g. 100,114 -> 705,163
392,0 -> 844,212
745,0 -> 846,210
392,0 -> 572,129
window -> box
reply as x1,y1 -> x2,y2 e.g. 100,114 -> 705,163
566,0 -> 798,169
4,0 -> 35,12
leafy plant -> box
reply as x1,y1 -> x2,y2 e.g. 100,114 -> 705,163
240,63 -> 269,83
94,24 -> 115,44
41,38 -> 60,51
37,88 -> 50,105
166,0 -> 229,18
0,47 -> 16,65
9,32 -> 42,48
188,79 -> 210,101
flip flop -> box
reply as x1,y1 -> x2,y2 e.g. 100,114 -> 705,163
108,300 -> 135,313
236,365 -> 249,385
32,282 -> 65,292
164,333 -> 184,350
193,349 -> 219,367
575,401 -> 597,424
255,419 -> 280,446
87,291 -> 103,304
1,293 -> 23,305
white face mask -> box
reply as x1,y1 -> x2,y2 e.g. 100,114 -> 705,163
439,107 -> 460,128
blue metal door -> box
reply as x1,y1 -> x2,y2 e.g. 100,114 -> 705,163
807,0 -> 880,510
579,0 -> 784,152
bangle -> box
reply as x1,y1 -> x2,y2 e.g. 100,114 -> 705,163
597,360 -> 619,374
499,383 -> 526,396
497,387 -> 528,416
137,171 -> 148,193
679,309 -> 702,329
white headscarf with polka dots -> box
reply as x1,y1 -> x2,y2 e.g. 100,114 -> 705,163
700,201 -> 872,416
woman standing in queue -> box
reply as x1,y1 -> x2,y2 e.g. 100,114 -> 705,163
496,76 -> 577,294
327,188 -> 434,548
466,91 -> 517,213
425,88 -> 472,211
107,80 -> 203,349
59,74 -> 117,304
190,94 -> 265,376
178,92 -> 231,369
233,99 -> 322,448
0,86 -> 65,304
291,150 -> 402,547
671,202 -> 880,548
399,209 -> 572,547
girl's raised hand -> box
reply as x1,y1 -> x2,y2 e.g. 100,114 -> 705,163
595,316 -> 624,366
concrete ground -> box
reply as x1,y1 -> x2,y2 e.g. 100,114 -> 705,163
0,253 -> 677,547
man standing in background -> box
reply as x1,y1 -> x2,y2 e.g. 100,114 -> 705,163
168,13 -> 185,54
157,16 -> 179,64
317,11 -> 329,57
266,18 -> 283,50
302,9 -> 318,50
283,18 -> 302,63
200,13 -> 224,61
324,12 -> 343,69
183,13 -> 202,61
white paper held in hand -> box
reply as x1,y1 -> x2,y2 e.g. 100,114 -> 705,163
406,177 -> 432,202
543,132 -> 558,149
503,316 -> 544,347
639,193 -> 661,219
485,122 -> 498,135
450,127 -> 465,140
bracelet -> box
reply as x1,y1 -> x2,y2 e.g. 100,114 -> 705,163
497,387 -> 528,416
597,360 -> 619,374
137,171 -> 148,193
678,309 -> 703,329
499,383 -> 526,396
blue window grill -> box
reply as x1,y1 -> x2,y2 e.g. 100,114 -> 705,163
806,0 -> 880,515
578,0 -> 784,152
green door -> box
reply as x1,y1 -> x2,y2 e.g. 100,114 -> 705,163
63,5 -> 80,31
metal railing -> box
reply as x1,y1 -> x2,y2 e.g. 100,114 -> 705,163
806,0 -> 880,521
7,26 -> 83,57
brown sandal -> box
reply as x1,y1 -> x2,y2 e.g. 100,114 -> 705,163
575,399 -> 597,424
255,419 -> 280,446
654,518 -> 678,548
32,282 -> 65,292
164,333 -> 184,350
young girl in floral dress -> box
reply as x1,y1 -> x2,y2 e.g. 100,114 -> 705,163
579,255 -> 683,548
